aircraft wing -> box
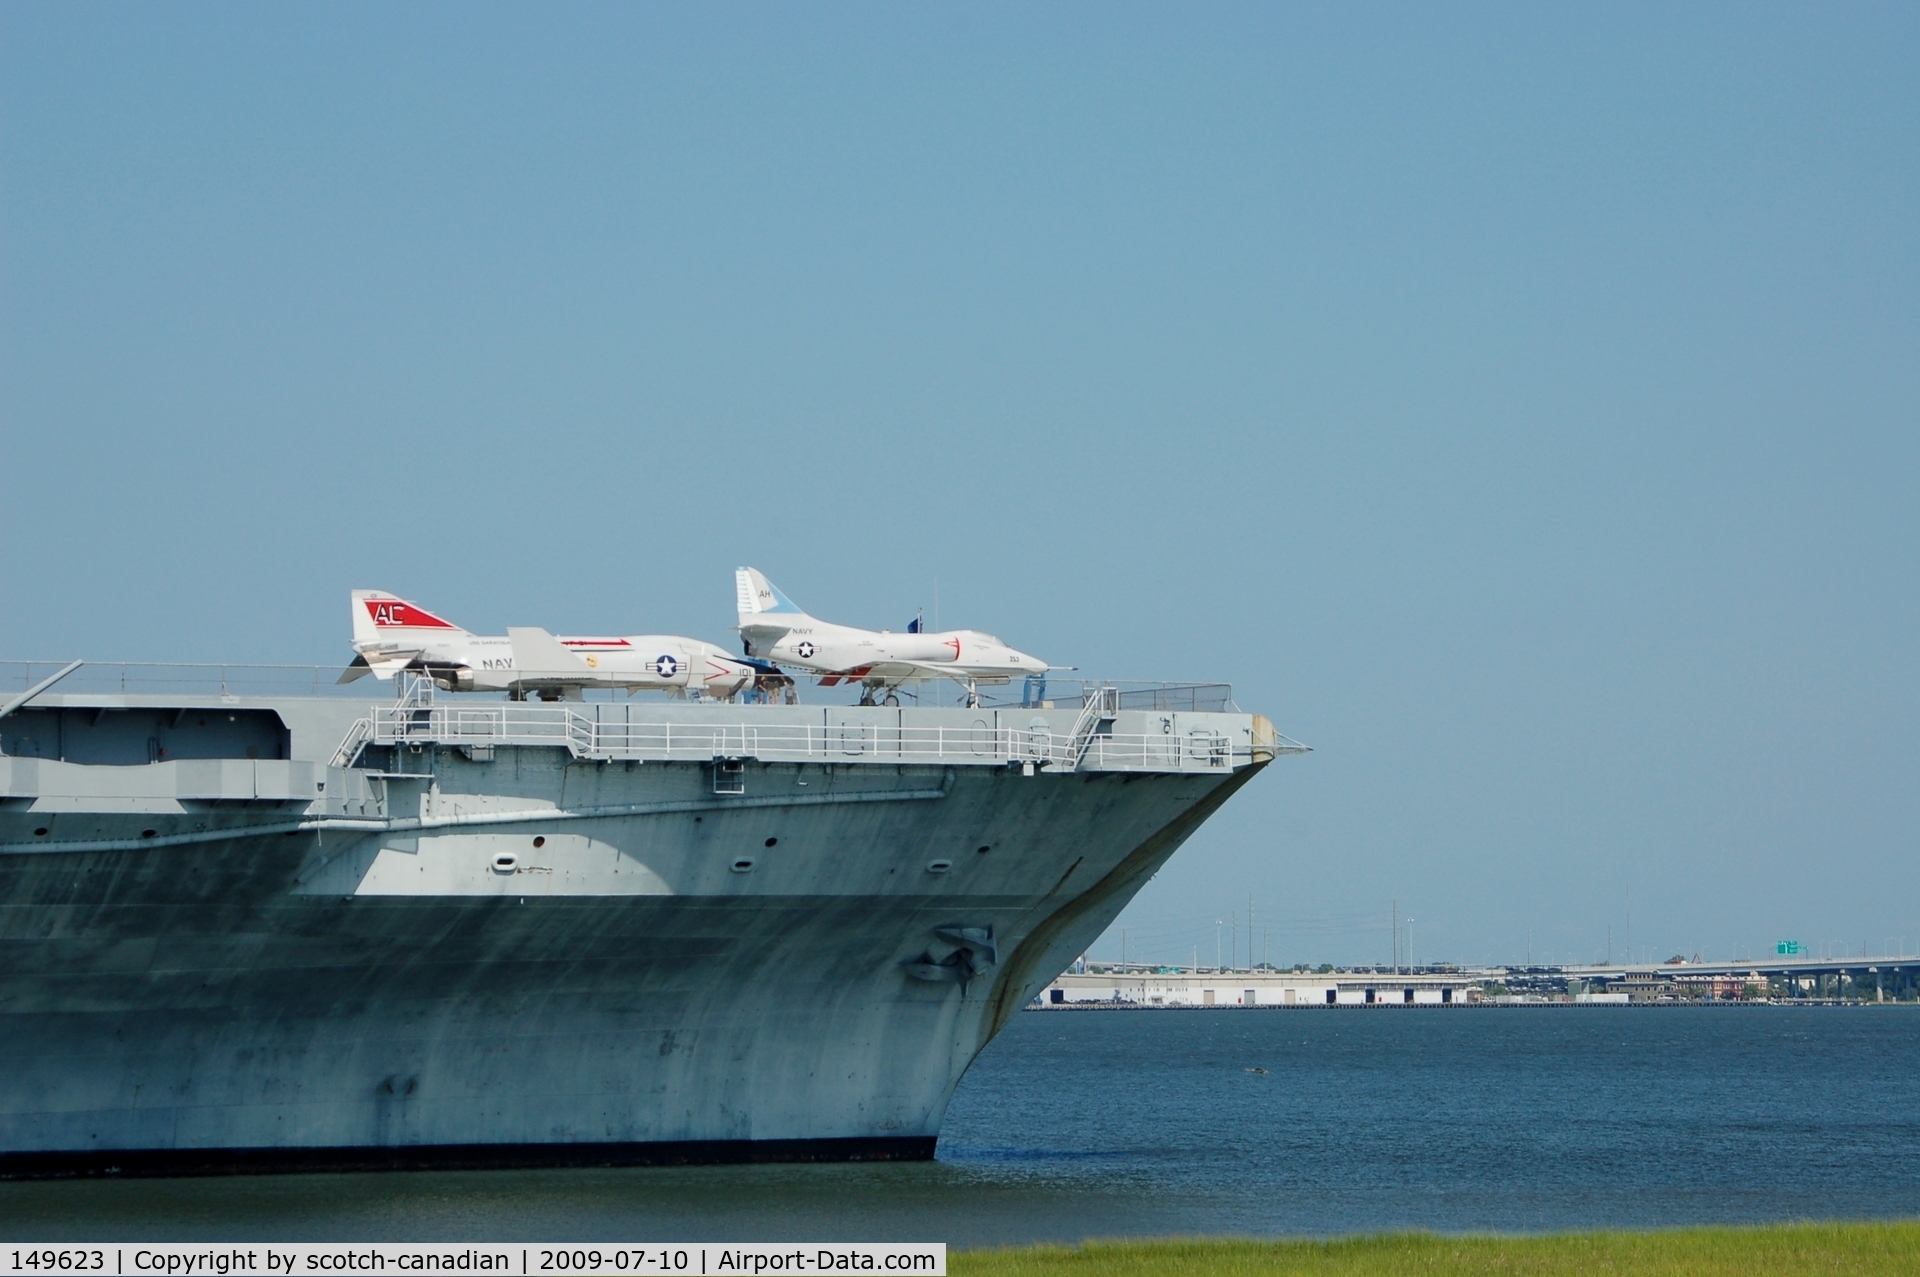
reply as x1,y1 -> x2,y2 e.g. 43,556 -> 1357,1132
817,661 -> 1013,687
899,662 -> 1013,685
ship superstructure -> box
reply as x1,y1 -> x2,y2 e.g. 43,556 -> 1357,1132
0,662 -> 1303,1175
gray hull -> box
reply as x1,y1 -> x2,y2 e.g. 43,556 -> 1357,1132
0,686 -> 1284,1175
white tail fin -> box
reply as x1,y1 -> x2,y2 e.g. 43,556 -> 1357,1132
348,591 -> 466,680
351,590 -> 467,646
735,568 -> 807,624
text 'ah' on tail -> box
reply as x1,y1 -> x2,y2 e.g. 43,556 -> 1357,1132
735,568 -> 807,621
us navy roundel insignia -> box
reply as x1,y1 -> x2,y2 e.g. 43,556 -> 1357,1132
795,641 -> 815,659
652,654 -> 681,677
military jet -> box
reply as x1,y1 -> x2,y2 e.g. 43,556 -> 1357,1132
343,590 -> 755,700
733,568 -> 1050,706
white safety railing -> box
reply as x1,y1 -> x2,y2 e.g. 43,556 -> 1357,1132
0,660 -> 372,699
330,718 -> 375,768
0,662 -> 1237,712
360,704 -> 1255,773
1065,684 -> 1122,767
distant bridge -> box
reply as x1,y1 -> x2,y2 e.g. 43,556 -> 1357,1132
1516,955 -> 1920,982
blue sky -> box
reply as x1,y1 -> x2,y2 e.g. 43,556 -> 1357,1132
3,4 -> 1915,966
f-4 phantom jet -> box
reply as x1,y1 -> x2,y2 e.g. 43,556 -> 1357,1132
734,567 -> 1050,706
343,590 -> 755,700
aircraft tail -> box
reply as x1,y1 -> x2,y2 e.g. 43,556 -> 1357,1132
351,590 -> 468,646
735,568 -> 809,626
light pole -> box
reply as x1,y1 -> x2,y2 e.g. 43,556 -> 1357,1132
1215,921 -> 1223,971
1407,917 -> 1415,972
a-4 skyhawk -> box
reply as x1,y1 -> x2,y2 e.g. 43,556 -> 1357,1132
734,567 -> 1050,706
343,590 -> 755,700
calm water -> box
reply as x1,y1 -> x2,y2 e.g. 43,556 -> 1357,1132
2,1006 -> 1916,1244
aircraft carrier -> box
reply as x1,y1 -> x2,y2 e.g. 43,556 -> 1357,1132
0,661 -> 1302,1176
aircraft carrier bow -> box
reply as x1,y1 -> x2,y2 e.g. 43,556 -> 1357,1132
0,662 -> 1303,1176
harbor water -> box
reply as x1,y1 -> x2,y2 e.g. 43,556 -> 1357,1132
2,1006 -> 1915,1244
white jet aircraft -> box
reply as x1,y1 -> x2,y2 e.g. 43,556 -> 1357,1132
343,590 -> 756,700
734,567 -> 1050,706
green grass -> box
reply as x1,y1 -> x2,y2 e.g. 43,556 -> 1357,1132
952,1220 -> 1920,1276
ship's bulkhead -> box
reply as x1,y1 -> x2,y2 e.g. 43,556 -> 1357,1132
0,707 -> 289,765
